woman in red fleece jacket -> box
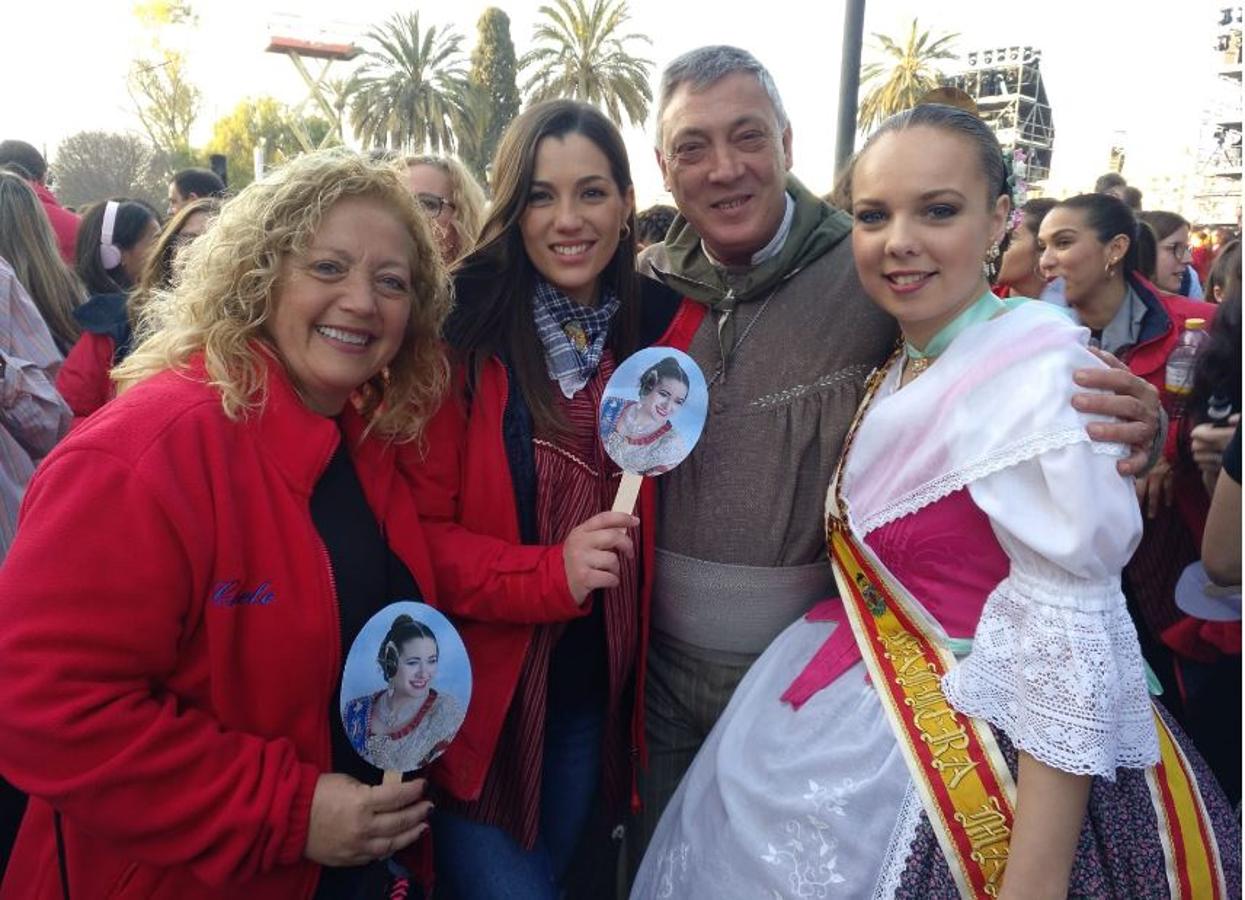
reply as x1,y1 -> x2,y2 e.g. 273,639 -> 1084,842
0,150 -> 452,900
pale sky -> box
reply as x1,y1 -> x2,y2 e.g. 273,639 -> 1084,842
4,0 -> 1235,213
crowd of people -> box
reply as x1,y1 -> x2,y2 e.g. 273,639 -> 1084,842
0,42 -> 1239,900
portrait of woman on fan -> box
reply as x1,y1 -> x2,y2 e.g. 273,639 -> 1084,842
599,355 -> 690,476
344,613 -> 467,773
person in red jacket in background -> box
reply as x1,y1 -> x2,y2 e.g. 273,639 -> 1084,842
1173,239 -> 1242,802
1039,193 -> 1221,739
0,140 -> 80,265
0,150 -> 451,900
54,198 -> 159,423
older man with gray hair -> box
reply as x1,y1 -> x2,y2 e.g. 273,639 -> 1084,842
630,44 -> 1162,865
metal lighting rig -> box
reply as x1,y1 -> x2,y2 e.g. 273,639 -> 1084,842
265,14 -> 363,155
1194,6 -> 1243,227
943,46 -> 1056,189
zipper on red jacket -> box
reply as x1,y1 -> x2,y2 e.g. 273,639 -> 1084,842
305,534 -> 342,897
309,435 -> 344,768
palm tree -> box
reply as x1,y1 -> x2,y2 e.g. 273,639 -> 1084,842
349,12 -> 468,153
326,74 -> 361,145
857,19 -> 959,133
519,0 -> 653,127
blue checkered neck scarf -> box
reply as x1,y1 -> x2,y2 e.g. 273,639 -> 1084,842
531,279 -> 619,398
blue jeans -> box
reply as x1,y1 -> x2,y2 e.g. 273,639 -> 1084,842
434,704 -> 604,899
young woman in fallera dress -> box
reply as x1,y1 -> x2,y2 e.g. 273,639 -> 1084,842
631,104 -> 1240,900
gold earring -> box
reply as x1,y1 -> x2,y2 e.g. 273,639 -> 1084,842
1105,258 -> 1118,278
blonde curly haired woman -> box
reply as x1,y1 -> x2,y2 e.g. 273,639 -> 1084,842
0,150 -> 452,900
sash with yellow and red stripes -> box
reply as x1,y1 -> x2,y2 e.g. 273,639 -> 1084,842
826,351 -> 1226,898
828,523 -> 1016,898
829,522 -> 1228,899
1147,708 -> 1228,899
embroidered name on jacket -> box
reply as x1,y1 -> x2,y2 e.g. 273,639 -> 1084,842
210,580 -> 276,608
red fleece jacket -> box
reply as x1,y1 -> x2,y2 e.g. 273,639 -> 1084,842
0,353 -> 438,900
55,331 -> 115,423
31,181 -> 80,265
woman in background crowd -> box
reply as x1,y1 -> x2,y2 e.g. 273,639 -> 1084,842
1168,237 -> 1242,802
1205,237 -> 1241,305
1141,210 -> 1200,298
994,196 -> 1056,301
135,197 -> 219,297
0,150 -> 449,900
57,198 -> 160,421
401,155 -> 487,265
1040,195 -> 1217,730
128,197 -> 220,342
0,172 -> 84,356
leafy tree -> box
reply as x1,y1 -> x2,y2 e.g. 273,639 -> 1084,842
349,12 -> 468,154
52,131 -> 166,210
520,0 -> 653,127
857,19 -> 959,133
128,0 -> 201,175
132,0 -> 195,27
128,49 -> 201,173
464,7 -> 521,184
205,97 -> 332,188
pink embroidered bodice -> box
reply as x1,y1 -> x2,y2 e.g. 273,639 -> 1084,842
782,488 -> 1009,708
863,487 -> 1009,641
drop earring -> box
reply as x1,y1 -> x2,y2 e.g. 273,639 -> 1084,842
982,241 -> 1001,280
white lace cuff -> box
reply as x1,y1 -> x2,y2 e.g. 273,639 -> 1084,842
941,571 -> 1159,779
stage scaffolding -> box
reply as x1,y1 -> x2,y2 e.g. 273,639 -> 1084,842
943,46 -> 1056,188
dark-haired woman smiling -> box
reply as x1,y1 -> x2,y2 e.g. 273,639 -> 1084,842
408,99 -> 697,898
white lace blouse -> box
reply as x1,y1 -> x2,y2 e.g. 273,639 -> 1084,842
942,442 -> 1159,778
842,300 -> 1160,778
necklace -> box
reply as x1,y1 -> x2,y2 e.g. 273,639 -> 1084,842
381,691 -> 427,729
384,691 -> 437,740
902,290 -> 1005,381
621,404 -> 656,437
708,286 -> 780,389
905,356 -> 932,379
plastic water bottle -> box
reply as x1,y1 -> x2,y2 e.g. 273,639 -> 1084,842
1165,318 -> 1208,413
